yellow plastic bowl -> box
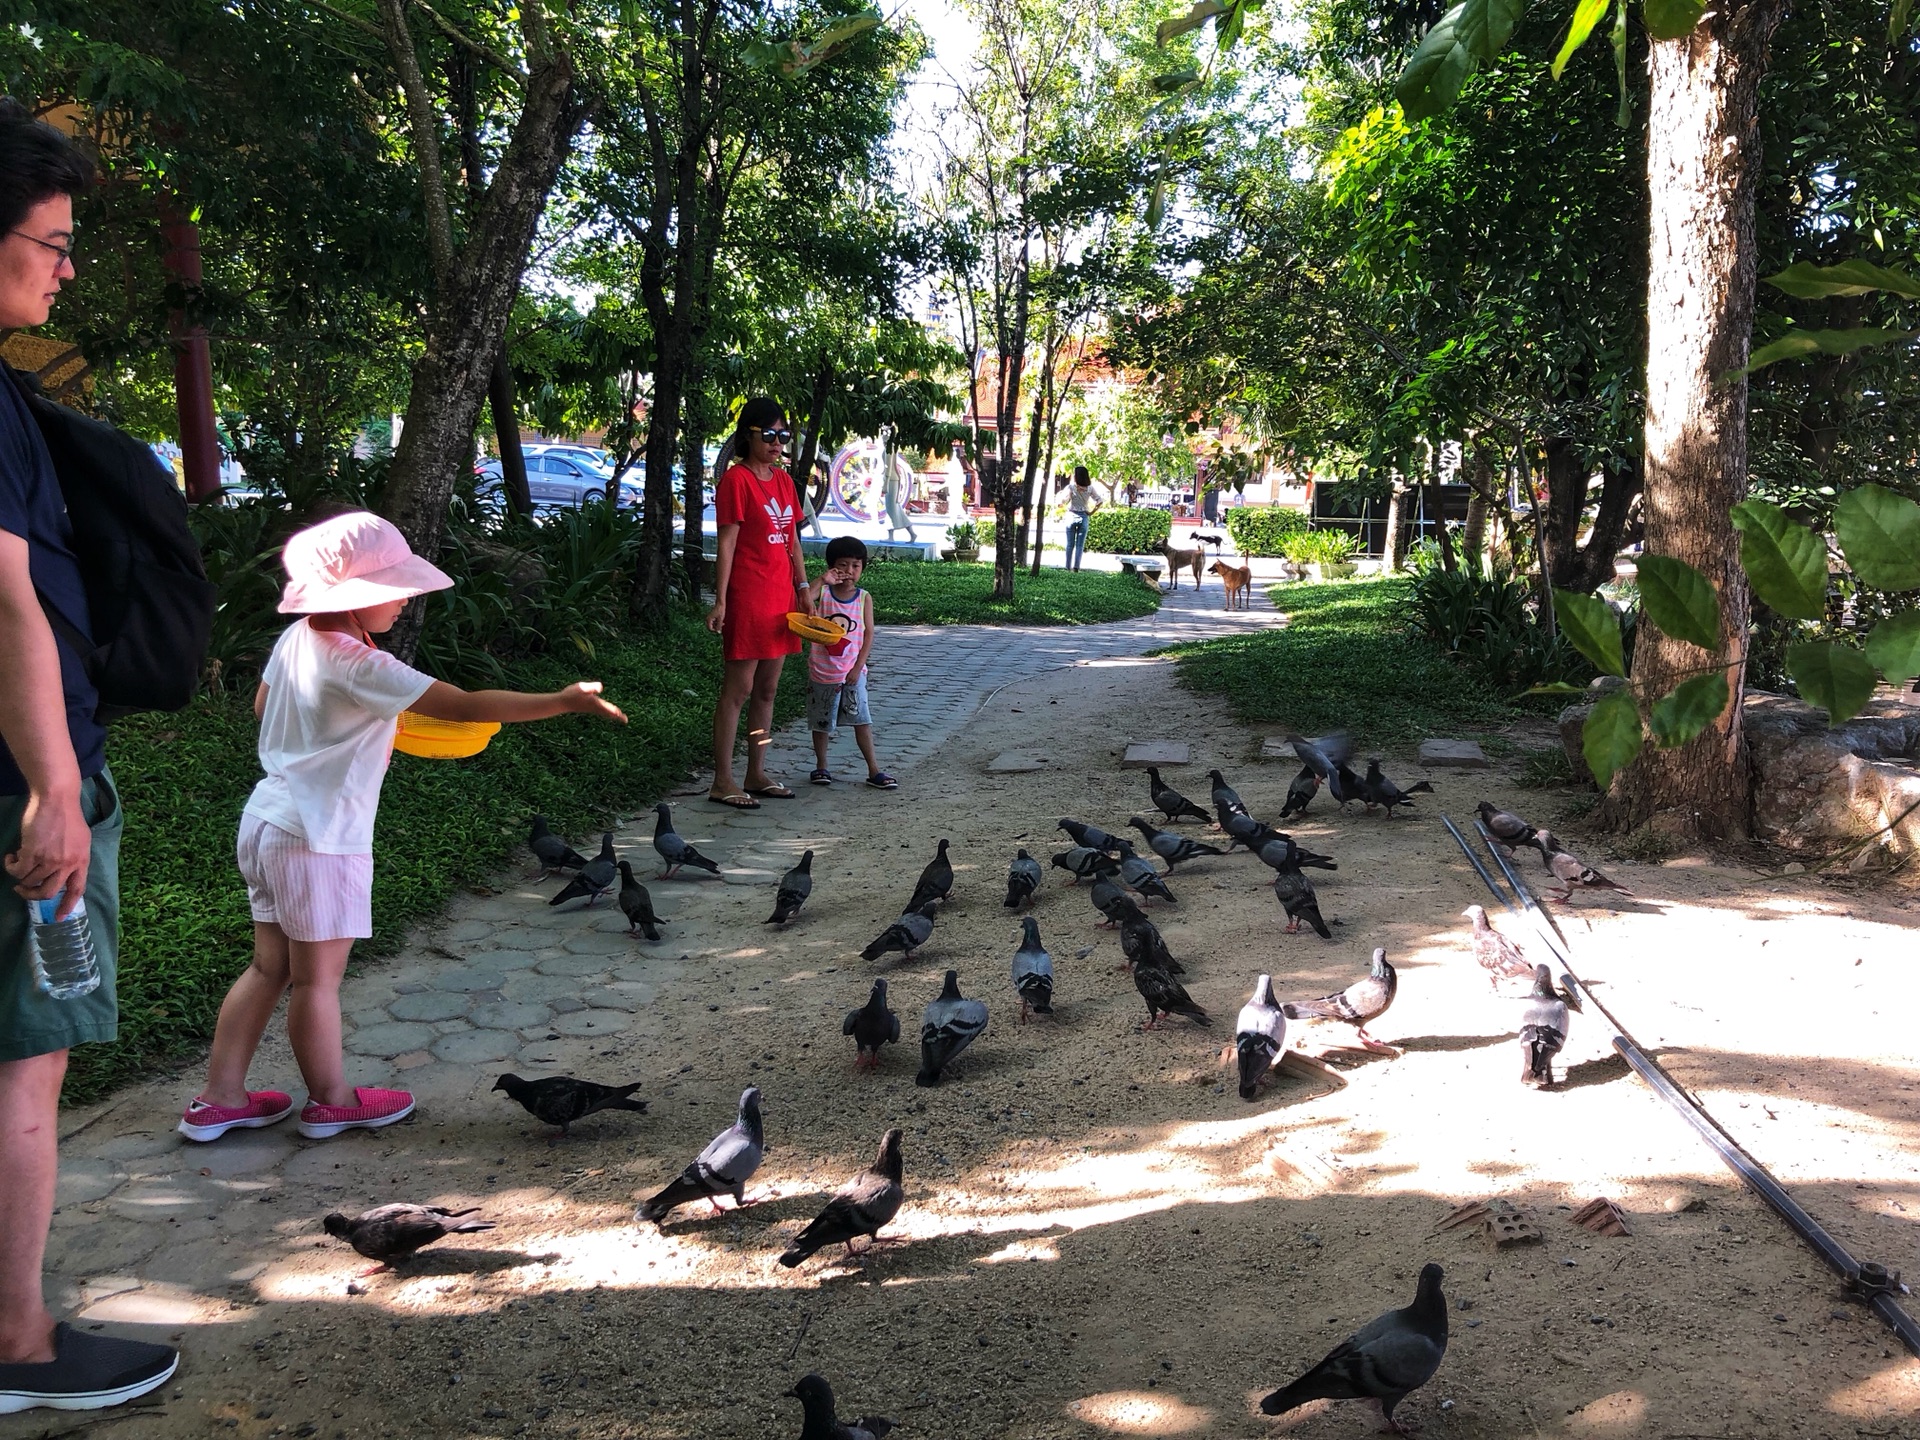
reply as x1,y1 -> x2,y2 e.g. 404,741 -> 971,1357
786,611 -> 846,644
393,711 -> 501,760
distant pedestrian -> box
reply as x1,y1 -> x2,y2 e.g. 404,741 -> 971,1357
804,536 -> 894,790
1063,466 -> 1100,571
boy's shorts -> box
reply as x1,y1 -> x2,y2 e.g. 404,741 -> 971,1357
807,674 -> 872,735
0,767 -> 122,1062
237,813 -> 373,942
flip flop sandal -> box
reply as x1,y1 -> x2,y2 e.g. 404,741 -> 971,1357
708,791 -> 761,809
866,772 -> 899,790
745,783 -> 795,799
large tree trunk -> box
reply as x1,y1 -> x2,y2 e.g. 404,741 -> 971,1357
1382,481 -> 1409,571
1539,441 -> 1643,594
487,352 -> 532,517
1612,1 -> 1785,839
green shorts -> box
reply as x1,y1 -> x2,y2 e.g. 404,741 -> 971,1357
0,767 -> 122,1062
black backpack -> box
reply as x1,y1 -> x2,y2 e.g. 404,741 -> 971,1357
8,367 -> 216,719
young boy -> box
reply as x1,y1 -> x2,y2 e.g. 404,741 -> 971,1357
805,537 -> 895,789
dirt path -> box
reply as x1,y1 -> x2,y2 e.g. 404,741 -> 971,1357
10,639 -> 1918,1440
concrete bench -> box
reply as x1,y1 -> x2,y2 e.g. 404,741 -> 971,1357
1117,555 -> 1165,590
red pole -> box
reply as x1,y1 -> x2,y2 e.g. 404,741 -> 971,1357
159,209 -> 221,502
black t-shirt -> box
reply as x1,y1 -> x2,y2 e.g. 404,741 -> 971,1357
0,375 -> 104,794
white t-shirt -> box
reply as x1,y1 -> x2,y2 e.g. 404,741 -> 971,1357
243,620 -> 435,854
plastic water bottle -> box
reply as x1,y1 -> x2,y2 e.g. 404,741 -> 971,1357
25,894 -> 100,1000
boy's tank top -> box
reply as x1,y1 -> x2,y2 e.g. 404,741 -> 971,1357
808,586 -> 865,683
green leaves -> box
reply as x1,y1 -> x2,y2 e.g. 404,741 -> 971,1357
1551,0 -> 1611,79
1648,672 -> 1729,748
1581,690 -> 1642,791
1553,588 -> 1626,677
1833,484 -> 1920,591
1155,0 -> 1226,46
1730,499 -> 1828,620
1395,0 -> 1527,121
1642,0 -> 1707,40
1786,642 -> 1880,725
740,11 -> 882,77
1744,327 -> 1919,376
1635,555 -> 1719,650
1762,259 -> 1920,301
1152,69 -> 1201,93
1865,612 -> 1920,686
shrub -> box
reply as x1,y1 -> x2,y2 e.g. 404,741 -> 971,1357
1403,558 -> 1594,696
1282,528 -> 1362,565
1086,507 -> 1171,553
975,518 -> 996,550
1225,506 -> 1309,556
946,519 -> 980,548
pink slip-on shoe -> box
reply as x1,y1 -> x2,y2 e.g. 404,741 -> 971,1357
297,1087 -> 416,1140
177,1090 -> 294,1143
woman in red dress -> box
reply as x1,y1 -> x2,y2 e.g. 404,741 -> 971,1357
706,397 -> 811,807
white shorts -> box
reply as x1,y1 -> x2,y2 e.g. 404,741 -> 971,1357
236,813 -> 373,942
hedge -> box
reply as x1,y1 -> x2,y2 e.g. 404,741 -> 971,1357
1225,505 -> 1310,556
1085,507 -> 1171,553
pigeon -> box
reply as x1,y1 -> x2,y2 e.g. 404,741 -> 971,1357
491,1073 -> 647,1135
906,838 -> 953,911
1535,830 -> 1634,901
1279,765 -> 1319,819
1259,1263 -> 1449,1432
1284,947 -> 1399,1054
616,861 -> 662,940
1272,858 -> 1332,939
1117,849 -> 1176,903
1058,817 -> 1124,853
322,1204 -> 494,1272
915,970 -> 987,1086
549,832 -> 616,908
778,1128 -> 905,1265
1132,955 -> 1211,1031
1147,767 -> 1210,823
1218,808 -> 1270,851
1003,848 -> 1042,909
527,815 -> 587,876
1089,875 -> 1139,929
1118,912 -> 1185,976
653,803 -> 721,878
1254,833 -> 1337,875
861,901 -> 937,962
1126,816 -> 1225,870
638,1086 -> 764,1223
1360,758 -> 1434,816
1520,964 -> 1569,1087
766,850 -> 814,925
1207,768 -> 1249,819
1463,904 -> 1534,988
785,1373 -> 897,1440
843,978 -> 900,1071
1234,974 -> 1287,1099
1288,732 -> 1350,785
1010,917 -> 1054,1020
1050,845 -> 1107,883
1476,800 -> 1537,852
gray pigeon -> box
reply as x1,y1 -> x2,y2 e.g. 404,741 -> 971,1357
767,850 -> 814,925
785,1373 -> 896,1440
616,861 -> 662,940
1272,858 -> 1332,939
1535,830 -> 1634,901
1116,849 -> 1176,904
778,1128 -> 905,1265
1218,808 -> 1268,850
1010,917 -> 1054,1020
1126,816 -> 1225,869
1207,768 -> 1248,819
1476,800 -> 1536,852
322,1204 -> 494,1272
1050,845 -> 1106,882
1234,974 -> 1287,1100
652,803 -> 721,878
1089,874 -> 1137,929
549,832 -> 616,908
1284,947 -> 1399,1054
916,970 -> 987,1086
861,901 -> 937,962
906,838 -> 953,911
1003,848 -> 1042,908
1520,964 -> 1570,1087
637,1086 -> 764,1223
1118,912 -> 1184,976
1279,765 -> 1318,819
1147,767 -> 1210,823
528,815 -> 587,876
843,978 -> 900,1071
1463,904 -> 1534,988
1360,758 -> 1434,816
1057,817 -> 1124,853
491,1073 -> 647,1135
1259,1263 -> 1449,1430
1254,833 -> 1337,874
1288,732 -> 1349,783
1132,954 -> 1210,1030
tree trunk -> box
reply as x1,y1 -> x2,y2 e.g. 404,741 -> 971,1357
1612,0 -> 1785,839
1462,443 -> 1491,566
1382,482 -> 1409,571
1015,380 -> 1046,568
1540,442 -> 1643,594
488,351 -> 531,517
792,357 -> 835,519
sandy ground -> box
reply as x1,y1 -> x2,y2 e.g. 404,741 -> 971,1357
8,653 -> 1918,1440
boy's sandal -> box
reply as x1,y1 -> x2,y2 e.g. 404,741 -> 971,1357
866,772 -> 899,790
809,769 -> 834,786
708,791 -> 761,809
745,783 -> 795,799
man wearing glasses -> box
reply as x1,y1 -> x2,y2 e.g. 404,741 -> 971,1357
0,100 -> 179,1412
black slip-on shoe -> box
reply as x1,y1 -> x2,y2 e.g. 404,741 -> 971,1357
0,1324 -> 179,1413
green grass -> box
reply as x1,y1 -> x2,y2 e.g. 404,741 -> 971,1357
1168,577 -> 1514,751
849,561 -> 1160,626
74,607 -> 802,1103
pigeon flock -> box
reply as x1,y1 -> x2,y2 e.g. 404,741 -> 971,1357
314,751 -> 1634,1434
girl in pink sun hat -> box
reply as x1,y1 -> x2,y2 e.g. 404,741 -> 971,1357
180,512 -> 626,1142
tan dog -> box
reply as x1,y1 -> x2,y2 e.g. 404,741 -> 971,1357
1156,538 -> 1206,592
1209,558 -> 1252,610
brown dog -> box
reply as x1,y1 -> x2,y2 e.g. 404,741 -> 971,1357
1156,538 -> 1206,592
1209,558 -> 1252,610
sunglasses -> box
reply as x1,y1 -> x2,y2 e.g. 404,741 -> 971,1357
753,427 -> 791,445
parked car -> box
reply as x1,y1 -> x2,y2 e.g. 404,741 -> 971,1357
477,451 -> 641,510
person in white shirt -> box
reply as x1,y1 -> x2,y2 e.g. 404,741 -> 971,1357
179,512 -> 624,1143
1063,466 -> 1101,571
